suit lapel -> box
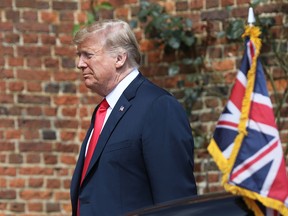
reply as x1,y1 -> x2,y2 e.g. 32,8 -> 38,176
80,73 -> 145,186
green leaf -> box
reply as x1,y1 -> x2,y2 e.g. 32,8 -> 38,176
183,35 -> 195,46
168,65 -> 180,76
168,37 -> 180,49
72,24 -> 81,36
185,18 -> 193,28
182,58 -> 193,65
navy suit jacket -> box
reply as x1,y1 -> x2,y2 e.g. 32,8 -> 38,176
70,73 -> 197,216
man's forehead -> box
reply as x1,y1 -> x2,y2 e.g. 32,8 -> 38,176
76,37 -> 101,51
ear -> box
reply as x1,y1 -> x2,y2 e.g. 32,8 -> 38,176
115,52 -> 127,68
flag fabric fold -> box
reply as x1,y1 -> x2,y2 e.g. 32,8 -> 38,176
208,25 -> 288,216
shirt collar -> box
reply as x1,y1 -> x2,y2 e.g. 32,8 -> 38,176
106,69 -> 139,109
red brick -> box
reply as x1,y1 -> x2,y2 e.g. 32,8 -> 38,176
28,202 -> 43,212
60,131 -> 76,141
18,95 -> 50,105
4,33 -> 20,43
26,58 -> 42,67
176,1 -> 188,11
9,178 -> 25,188
15,0 -> 36,8
19,142 -> 52,152
0,22 -> 13,31
115,7 -> 129,19
0,0 -> 12,8
206,0 -> 219,8
40,11 -> 58,23
22,11 -> 38,21
0,94 -> 14,104
54,191 -> 70,200
5,130 -> 21,140
58,35 -> 73,45
20,190 -> 52,200
26,153 -> 41,163
8,81 -> 24,91
0,119 -> 14,128
212,59 -> 235,71
52,1 -> 77,10
8,57 -> 24,67
27,82 -> 42,92
61,155 -> 76,165
47,179 -> 61,188
41,34 -> 56,45
55,46 -> 76,57
23,34 -> 38,44
17,69 -> 50,81
17,46 -> 50,57
190,0 -> 203,9
19,167 -> 53,175
0,167 -> 16,176
53,95 -> 79,105
0,190 -> 16,199
44,154 -> 58,165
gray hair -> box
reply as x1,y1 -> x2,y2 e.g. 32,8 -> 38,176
73,19 -> 141,68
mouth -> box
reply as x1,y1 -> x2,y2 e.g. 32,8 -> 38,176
82,72 -> 92,79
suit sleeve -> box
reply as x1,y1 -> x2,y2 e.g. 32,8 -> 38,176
142,94 -> 197,203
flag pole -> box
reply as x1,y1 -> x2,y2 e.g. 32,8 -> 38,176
247,7 -> 255,26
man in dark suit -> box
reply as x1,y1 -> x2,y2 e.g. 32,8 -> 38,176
70,19 -> 197,216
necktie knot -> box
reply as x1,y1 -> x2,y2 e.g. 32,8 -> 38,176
99,99 -> 109,110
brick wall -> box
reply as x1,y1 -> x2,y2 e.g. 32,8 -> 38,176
0,0 -> 287,215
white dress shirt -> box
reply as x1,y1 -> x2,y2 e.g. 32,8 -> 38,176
85,69 -> 139,156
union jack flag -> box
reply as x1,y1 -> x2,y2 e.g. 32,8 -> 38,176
208,25 -> 288,216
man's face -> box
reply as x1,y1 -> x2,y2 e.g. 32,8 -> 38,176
76,35 -> 119,96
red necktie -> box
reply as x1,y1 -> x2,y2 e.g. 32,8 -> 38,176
80,99 -> 109,185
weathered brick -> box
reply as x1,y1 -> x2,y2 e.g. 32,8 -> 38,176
211,59 -> 235,71
46,202 -> 60,212
206,0 -> 219,8
0,22 -> 13,31
201,10 -> 229,21
61,155 -> 76,165
15,0 -> 36,8
47,179 -> 61,189
52,1 -> 78,10
0,167 -> 16,176
17,46 -> 50,57
29,178 -> 44,188
8,57 -> 24,67
5,10 -> 20,22
18,95 -> 50,105
23,34 -> 38,44
28,202 -> 43,212
53,95 -> 79,105
8,81 -> 24,92
40,11 -> 59,23
55,119 -> 78,129
0,190 -> 16,199
19,142 -> 52,152
27,107 -> 42,116
44,154 -> 58,165
176,1 -> 188,11
8,154 -> 23,164
22,11 -> 38,21
62,57 -> 76,68
26,153 -> 41,163
9,178 -> 25,188
19,167 -> 53,175
0,0 -> 12,8
20,190 -> 52,200
42,130 -> 56,140
17,69 -> 50,81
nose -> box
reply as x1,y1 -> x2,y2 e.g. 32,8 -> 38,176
77,56 -> 87,70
